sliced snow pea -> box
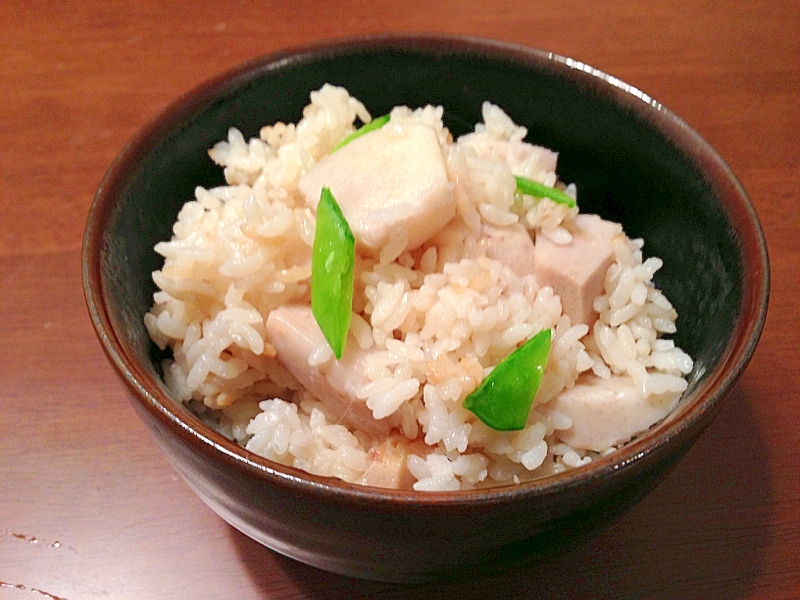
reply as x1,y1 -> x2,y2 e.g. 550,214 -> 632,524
463,328 -> 552,431
331,114 -> 390,152
515,175 -> 577,208
311,187 -> 355,359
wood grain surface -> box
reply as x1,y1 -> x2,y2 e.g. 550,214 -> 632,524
1,1 -> 798,598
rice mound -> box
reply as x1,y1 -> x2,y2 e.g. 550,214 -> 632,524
144,84 -> 693,491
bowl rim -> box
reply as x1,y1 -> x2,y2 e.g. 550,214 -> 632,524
82,32 -> 770,507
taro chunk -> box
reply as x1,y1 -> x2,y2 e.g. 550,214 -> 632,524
481,222 -> 537,278
534,214 -> 623,325
549,375 -> 681,452
264,305 -> 398,436
299,121 -> 455,255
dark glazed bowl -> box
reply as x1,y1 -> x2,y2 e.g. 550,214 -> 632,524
82,35 -> 769,582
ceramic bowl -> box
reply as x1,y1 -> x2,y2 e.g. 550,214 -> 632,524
82,35 -> 769,582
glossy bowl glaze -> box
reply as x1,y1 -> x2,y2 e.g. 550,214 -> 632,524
82,35 -> 769,582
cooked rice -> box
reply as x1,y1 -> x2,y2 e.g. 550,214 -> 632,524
144,84 -> 693,491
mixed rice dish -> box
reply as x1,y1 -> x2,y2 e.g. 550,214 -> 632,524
144,84 -> 693,491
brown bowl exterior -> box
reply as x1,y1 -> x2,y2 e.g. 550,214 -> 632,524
82,35 -> 769,582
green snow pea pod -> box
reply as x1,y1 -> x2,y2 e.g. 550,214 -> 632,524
463,328 -> 552,431
311,187 -> 355,359
331,114 -> 391,153
515,175 -> 577,208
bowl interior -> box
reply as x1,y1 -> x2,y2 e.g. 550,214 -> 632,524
87,36 -> 766,491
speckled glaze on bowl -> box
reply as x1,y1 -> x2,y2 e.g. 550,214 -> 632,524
82,35 -> 769,582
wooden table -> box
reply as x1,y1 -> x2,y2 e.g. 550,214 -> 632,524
2,1 -> 798,598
